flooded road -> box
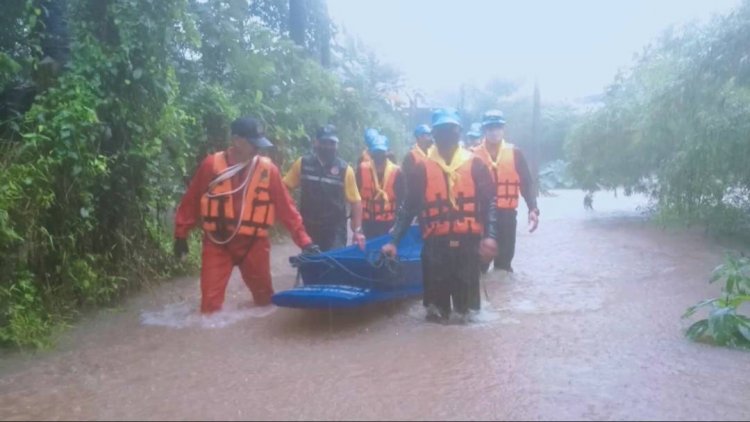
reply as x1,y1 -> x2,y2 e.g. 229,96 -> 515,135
1,190 -> 748,420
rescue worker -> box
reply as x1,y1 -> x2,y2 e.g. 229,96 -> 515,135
284,124 -> 366,251
173,116 -> 320,314
357,134 -> 404,238
473,110 -> 540,273
401,124 -> 433,181
359,128 -> 398,165
466,123 -> 483,150
382,109 -> 498,322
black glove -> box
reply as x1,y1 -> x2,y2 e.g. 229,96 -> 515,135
174,238 -> 189,259
302,244 -> 322,255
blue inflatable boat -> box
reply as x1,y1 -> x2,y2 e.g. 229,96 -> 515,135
271,226 -> 423,309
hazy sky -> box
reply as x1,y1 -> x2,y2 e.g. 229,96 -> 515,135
327,0 -> 740,102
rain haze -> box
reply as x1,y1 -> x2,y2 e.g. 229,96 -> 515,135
3,0 -> 750,420
328,0 -> 741,101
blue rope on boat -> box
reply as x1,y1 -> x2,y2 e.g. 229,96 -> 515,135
292,251 -> 400,287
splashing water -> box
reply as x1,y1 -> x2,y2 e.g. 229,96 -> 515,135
404,299 -> 512,326
140,301 -> 277,329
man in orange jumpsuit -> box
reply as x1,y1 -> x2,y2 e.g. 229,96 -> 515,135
174,116 -> 319,314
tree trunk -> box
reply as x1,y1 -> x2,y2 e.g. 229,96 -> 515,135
317,0 -> 331,67
40,0 -> 70,65
289,0 -> 307,47
531,80 -> 542,197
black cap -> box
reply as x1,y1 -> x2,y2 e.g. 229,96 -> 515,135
316,124 -> 339,143
231,116 -> 273,148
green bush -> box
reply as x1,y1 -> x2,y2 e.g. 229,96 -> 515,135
0,272 -> 54,349
683,255 -> 750,349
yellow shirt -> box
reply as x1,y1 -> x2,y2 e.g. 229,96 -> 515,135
283,158 -> 361,203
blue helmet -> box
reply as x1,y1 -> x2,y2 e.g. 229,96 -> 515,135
413,124 -> 431,138
467,122 -> 482,139
369,134 -> 389,152
481,110 -> 506,128
431,108 -> 462,128
364,128 -> 380,148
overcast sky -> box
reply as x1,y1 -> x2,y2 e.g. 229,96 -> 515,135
327,0 -> 740,102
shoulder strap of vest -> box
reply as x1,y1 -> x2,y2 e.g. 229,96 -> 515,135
473,144 -> 488,161
212,151 -> 228,173
499,142 -> 516,164
384,159 -> 398,182
412,146 -> 429,160
257,155 -> 273,168
359,160 -> 372,183
334,158 -> 349,180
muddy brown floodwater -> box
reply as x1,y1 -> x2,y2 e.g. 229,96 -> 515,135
1,190 -> 749,421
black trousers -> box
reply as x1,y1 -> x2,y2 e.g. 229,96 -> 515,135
481,209 -> 517,272
421,236 -> 481,317
305,221 -> 347,252
362,220 -> 394,239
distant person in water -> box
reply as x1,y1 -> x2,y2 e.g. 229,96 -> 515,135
584,191 -> 594,211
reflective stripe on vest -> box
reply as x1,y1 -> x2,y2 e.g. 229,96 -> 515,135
475,141 -> 520,209
200,152 -> 275,238
300,173 -> 345,186
360,160 -> 399,222
420,158 -> 483,238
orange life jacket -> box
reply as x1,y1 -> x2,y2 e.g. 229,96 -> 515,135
474,141 -> 520,209
420,156 -> 483,238
359,159 -> 399,222
200,152 -> 275,238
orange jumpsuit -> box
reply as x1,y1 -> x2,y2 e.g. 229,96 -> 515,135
175,149 -> 312,313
